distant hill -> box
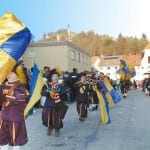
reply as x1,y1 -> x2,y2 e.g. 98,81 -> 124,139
39,29 -> 149,56
40,29 -> 76,41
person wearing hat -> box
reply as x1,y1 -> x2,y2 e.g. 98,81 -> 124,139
0,72 -> 29,150
42,69 -> 68,137
75,72 -> 89,121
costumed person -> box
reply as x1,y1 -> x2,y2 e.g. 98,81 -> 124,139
0,72 -> 29,150
42,69 -> 68,137
86,73 -> 99,111
69,68 -> 79,102
97,74 -> 111,124
120,80 -> 128,99
87,78 -> 99,111
75,72 -> 89,121
42,66 -> 50,78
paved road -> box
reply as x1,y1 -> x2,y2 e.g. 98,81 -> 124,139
19,89 -> 150,150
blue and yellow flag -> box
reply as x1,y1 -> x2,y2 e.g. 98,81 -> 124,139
99,77 -> 121,107
95,87 -> 110,125
24,64 -> 45,118
0,12 -> 32,83
119,59 -> 136,80
120,60 -> 130,74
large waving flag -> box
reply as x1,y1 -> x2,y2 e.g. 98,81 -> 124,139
119,59 -> 136,80
127,65 -> 136,78
99,77 -> 121,107
24,64 -> 45,118
0,12 -> 32,83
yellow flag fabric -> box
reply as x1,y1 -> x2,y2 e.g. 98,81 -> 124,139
0,12 -> 32,83
24,64 -> 45,118
16,66 -> 27,85
0,50 -> 16,82
95,87 -> 110,125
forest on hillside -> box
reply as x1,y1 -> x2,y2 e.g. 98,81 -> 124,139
40,30 -> 149,56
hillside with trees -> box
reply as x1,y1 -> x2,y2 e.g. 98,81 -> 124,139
40,29 -> 148,56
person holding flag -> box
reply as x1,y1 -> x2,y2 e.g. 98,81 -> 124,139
0,12 -> 32,84
0,12 -> 32,150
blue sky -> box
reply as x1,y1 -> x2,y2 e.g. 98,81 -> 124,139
1,0 -> 150,40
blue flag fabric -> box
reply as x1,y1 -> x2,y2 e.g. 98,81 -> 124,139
0,28 -> 31,61
120,59 -> 130,74
0,12 -> 32,83
29,64 -> 39,95
119,59 -> 136,80
99,78 -> 121,107
24,64 -> 45,118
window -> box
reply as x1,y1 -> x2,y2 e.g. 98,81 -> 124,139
70,50 -> 75,60
82,54 -> 85,63
75,52 -> 80,62
87,56 -> 90,65
28,49 -> 35,58
107,66 -> 110,70
86,56 -> 89,64
148,56 -> 150,63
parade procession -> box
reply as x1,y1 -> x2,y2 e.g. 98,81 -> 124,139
0,5 -> 150,150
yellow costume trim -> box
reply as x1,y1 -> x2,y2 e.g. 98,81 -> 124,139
80,86 -> 85,94
12,122 -> 15,144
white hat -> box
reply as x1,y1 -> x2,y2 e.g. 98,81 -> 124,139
7,72 -> 20,83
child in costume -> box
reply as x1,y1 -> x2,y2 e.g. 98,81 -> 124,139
42,69 -> 68,137
75,72 -> 89,121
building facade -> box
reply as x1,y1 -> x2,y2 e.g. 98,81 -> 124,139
22,40 -> 91,72
91,54 -> 141,80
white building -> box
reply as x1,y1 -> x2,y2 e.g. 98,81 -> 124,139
91,56 -> 120,80
91,54 -> 141,80
140,43 -> 150,79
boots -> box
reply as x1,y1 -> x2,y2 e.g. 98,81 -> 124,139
47,127 -> 53,136
79,116 -> 85,121
54,129 -> 60,137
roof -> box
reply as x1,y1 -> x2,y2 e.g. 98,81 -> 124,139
121,54 -> 141,66
100,56 -> 120,66
29,40 -> 91,56
91,54 -> 141,67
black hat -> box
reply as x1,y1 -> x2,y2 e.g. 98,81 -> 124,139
78,72 -> 86,80
47,69 -> 59,81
